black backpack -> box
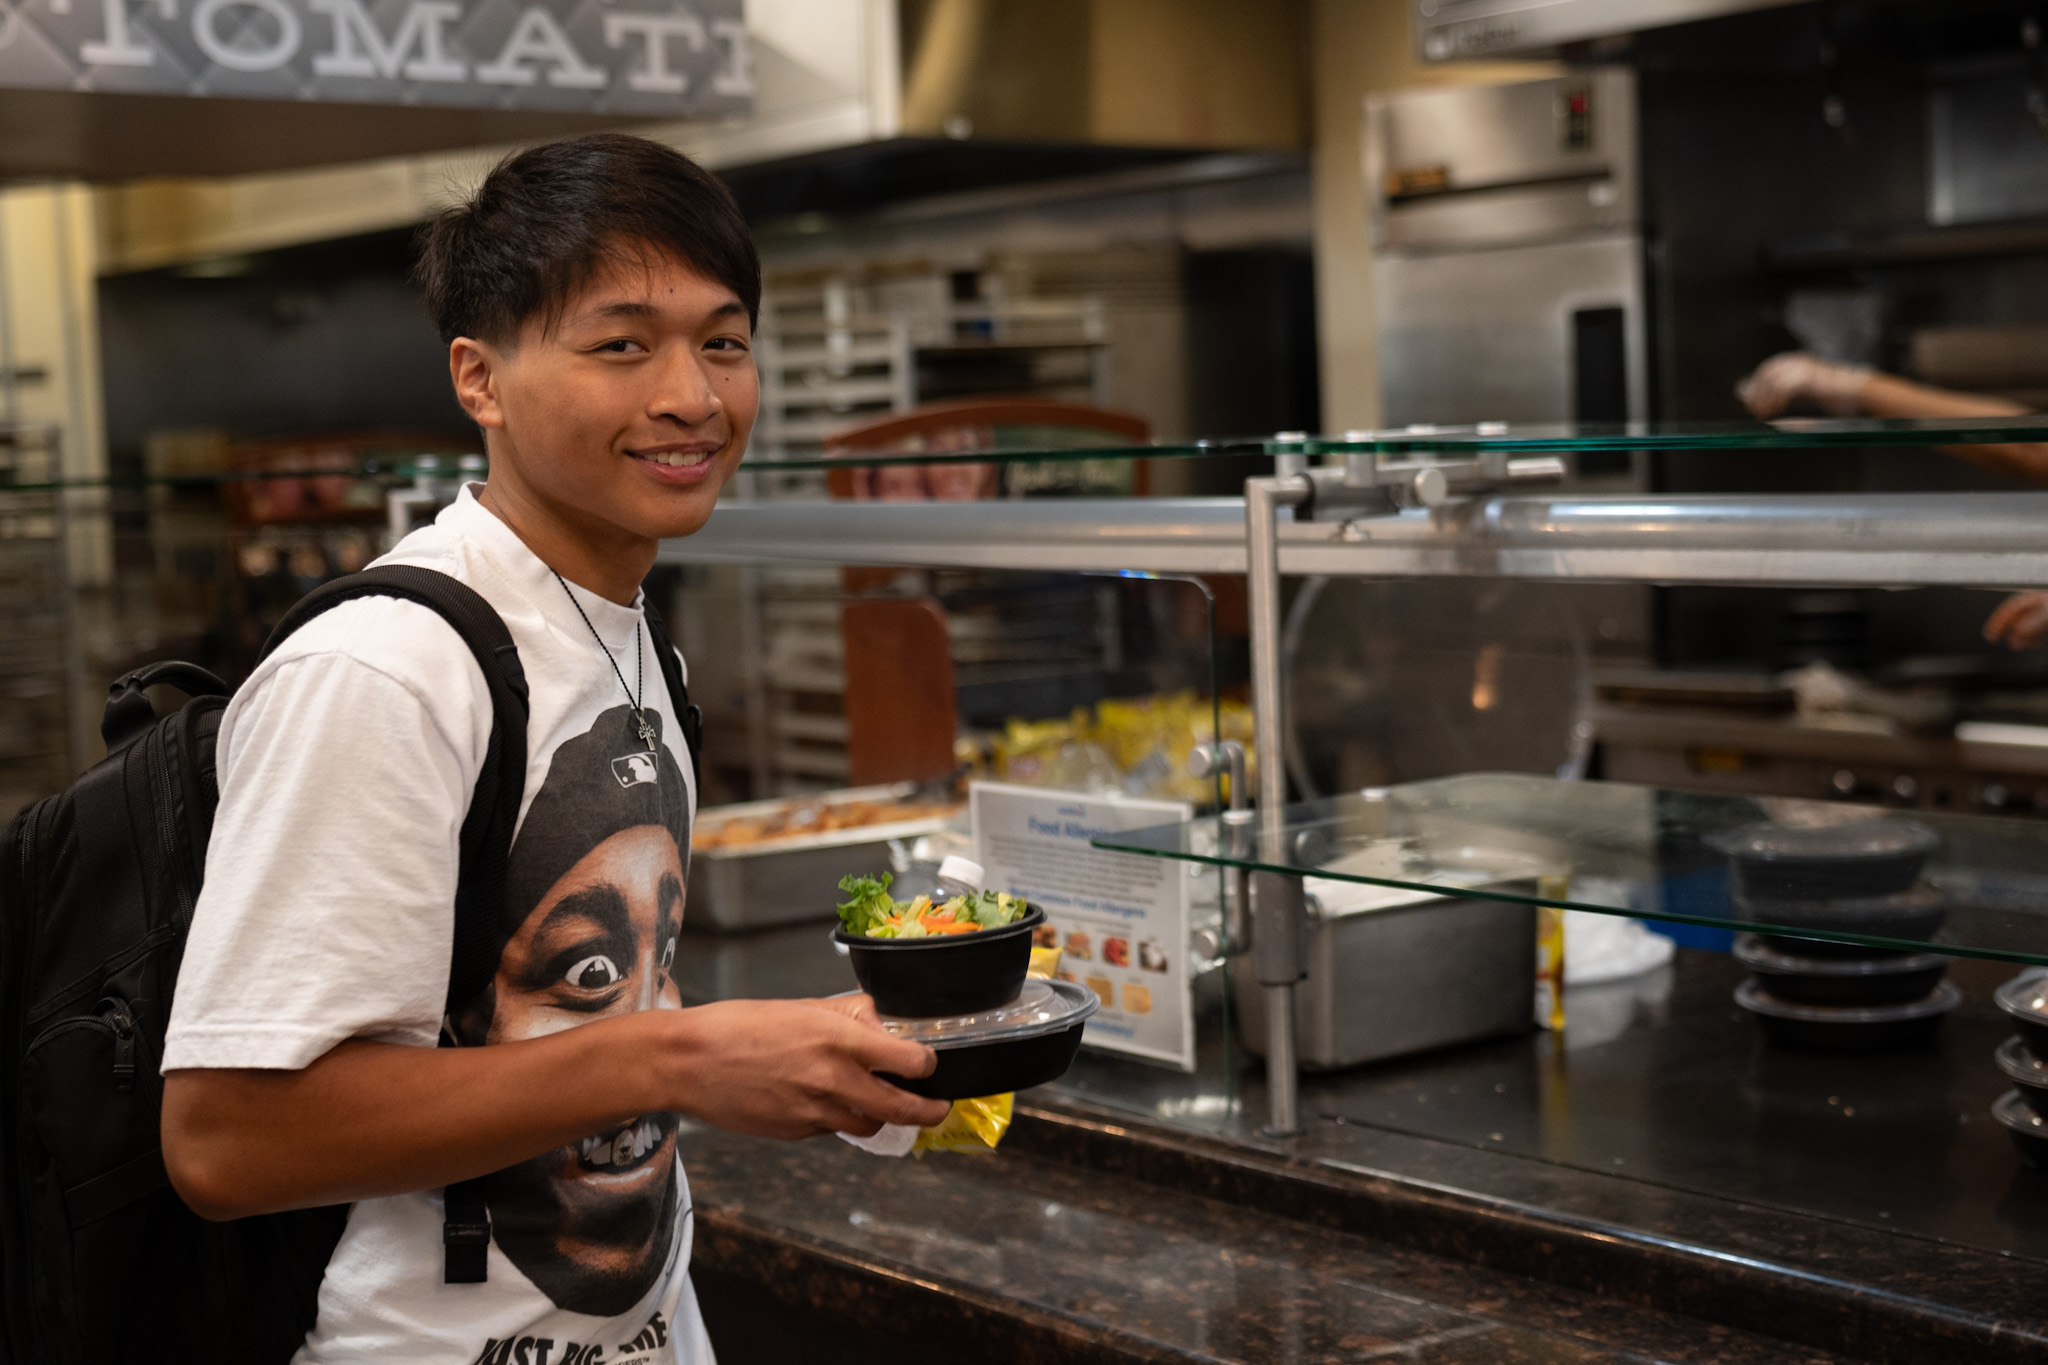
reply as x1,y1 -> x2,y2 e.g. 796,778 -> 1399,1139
0,565 -> 700,1365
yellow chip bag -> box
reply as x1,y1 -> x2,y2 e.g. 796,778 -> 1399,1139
911,946 -> 1063,1156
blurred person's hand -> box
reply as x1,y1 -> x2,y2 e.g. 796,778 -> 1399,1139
1736,351 -> 1873,419
1986,591 -> 2048,651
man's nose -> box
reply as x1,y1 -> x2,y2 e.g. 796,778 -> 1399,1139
650,350 -> 721,426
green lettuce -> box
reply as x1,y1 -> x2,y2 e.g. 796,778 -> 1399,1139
836,873 -> 898,935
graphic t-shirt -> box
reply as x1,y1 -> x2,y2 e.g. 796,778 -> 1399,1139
163,487 -> 713,1364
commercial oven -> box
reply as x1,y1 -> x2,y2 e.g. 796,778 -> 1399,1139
1367,69 -> 1646,466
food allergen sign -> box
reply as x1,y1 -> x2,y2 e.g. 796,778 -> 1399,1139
972,781 -> 1194,1072
0,0 -> 750,116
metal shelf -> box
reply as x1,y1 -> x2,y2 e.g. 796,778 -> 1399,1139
662,491 -> 2048,589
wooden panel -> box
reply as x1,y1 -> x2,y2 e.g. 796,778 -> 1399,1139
840,597 -> 957,786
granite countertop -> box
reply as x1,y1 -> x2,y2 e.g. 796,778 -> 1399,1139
676,945 -> 2048,1364
680,1116 -> 1848,1364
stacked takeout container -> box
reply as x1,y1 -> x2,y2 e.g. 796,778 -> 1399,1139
833,859 -> 1098,1099
1711,818 -> 1960,1051
1991,970 -> 2048,1170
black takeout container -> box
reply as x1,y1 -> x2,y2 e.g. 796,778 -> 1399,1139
1994,970 -> 2048,1058
1733,934 -> 1950,1007
1734,977 -> 1960,1052
1994,1035 -> 2048,1120
1993,1089 -> 2048,1173
871,979 -> 1099,1100
1737,884 -> 1948,946
1707,818 -> 1939,903
834,903 -> 1045,1018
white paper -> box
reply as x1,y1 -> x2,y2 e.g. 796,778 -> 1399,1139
971,781 -> 1195,1072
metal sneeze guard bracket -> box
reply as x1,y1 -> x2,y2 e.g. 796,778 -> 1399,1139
1239,450 -> 1570,1135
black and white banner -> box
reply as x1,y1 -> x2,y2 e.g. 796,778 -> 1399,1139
0,0 -> 751,116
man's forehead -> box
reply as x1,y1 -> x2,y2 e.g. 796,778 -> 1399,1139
563,250 -> 742,320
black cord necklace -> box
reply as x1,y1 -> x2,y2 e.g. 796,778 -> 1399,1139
552,569 -> 656,752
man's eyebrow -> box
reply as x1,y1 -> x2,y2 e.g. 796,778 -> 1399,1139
584,299 -> 659,320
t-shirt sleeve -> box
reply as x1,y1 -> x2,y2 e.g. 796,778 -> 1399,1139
163,610 -> 490,1072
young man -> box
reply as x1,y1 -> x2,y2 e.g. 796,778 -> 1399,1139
159,133 -> 950,1362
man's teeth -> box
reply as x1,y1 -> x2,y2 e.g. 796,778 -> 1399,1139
580,1117 -> 664,1167
643,452 -> 710,468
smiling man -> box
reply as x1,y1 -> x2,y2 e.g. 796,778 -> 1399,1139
158,134 -> 949,1363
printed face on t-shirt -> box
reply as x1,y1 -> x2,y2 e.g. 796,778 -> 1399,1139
461,703 -> 693,1319
483,826 -> 684,1313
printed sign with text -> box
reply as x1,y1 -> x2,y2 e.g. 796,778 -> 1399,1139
972,781 -> 1194,1072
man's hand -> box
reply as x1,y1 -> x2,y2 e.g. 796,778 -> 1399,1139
657,995 -> 952,1139
1986,591 -> 2048,651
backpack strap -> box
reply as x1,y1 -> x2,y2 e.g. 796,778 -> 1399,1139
641,598 -> 702,792
258,565 -> 530,1286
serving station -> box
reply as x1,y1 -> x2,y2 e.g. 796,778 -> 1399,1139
656,418 -> 2048,1362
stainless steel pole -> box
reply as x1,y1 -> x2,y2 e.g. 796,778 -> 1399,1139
1245,474 -> 1310,1136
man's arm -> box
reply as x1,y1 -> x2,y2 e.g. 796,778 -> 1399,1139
1738,351 -> 2045,481
162,994 -> 950,1221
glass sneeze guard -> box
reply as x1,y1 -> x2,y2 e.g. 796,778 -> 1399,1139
15,416 -> 2048,490
1094,772 -> 2048,967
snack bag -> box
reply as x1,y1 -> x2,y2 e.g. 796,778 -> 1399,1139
909,1093 -> 1012,1156
905,944 -> 1065,1157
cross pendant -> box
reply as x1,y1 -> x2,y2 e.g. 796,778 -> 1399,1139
636,713 -> 657,752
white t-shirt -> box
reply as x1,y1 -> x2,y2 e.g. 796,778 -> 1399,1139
164,487 -> 713,1365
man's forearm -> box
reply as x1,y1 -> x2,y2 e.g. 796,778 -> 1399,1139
163,995 -> 948,1221
1847,372 -> 2048,483
163,1012 -> 667,1221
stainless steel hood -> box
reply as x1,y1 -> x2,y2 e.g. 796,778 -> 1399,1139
1414,0 -> 1807,61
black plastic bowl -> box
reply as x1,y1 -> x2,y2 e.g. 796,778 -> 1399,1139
1994,1035 -> 2048,1120
1737,884 -> 1947,946
1732,934 -> 1951,1007
874,979 -> 1100,1100
1994,970 -> 2048,1058
1734,978 -> 1960,1052
1707,818 -> 1939,903
1993,1089 -> 2048,1173
834,904 -> 1044,1017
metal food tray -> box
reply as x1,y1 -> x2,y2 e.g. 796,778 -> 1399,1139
687,783 -> 960,933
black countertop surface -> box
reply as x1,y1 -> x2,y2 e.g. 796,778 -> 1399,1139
675,943 -> 2048,1363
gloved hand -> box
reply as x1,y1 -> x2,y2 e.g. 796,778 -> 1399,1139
1736,351 -> 1873,418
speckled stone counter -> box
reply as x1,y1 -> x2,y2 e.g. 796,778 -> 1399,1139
679,947 -> 2048,1364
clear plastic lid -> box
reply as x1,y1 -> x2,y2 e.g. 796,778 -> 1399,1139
1732,934 -> 1949,976
1993,1089 -> 2047,1135
1995,967 -> 2048,1023
1996,1035 -> 2048,1085
1707,818 -> 1940,862
1734,978 -> 1961,1022
874,979 -> 1098,1049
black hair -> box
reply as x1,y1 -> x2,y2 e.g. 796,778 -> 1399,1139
414,132 -> 759,345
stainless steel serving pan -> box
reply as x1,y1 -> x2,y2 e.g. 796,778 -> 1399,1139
687,783 -> 960,933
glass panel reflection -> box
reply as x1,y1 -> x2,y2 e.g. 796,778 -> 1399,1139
1097,772 -> 2048,965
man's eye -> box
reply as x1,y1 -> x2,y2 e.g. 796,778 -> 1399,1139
596,339 -> 643,354
564,954 -> 622,989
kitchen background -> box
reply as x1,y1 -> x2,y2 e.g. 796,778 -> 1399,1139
10,0 -> 2048,827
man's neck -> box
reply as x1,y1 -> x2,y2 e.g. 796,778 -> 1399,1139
476,479 -> 656,606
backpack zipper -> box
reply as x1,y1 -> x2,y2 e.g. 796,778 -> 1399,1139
145,731 -> 195,923
26,1000 -> 139,1092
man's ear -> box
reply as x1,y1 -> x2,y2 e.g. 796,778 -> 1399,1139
449,338 -> 504,429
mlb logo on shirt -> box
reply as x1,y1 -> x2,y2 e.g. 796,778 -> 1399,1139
612,753 -> 658,789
